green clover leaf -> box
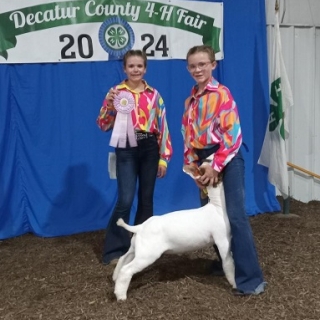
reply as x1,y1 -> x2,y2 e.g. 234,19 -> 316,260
107,26 -> 127,48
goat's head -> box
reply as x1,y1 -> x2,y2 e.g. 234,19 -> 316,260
199,155 -> 223,203
183,154 -> 223,203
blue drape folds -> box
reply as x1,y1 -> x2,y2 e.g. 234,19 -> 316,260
0,0 -> 280,240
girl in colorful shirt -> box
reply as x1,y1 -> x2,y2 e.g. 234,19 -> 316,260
182,45 -> 266,296
97,49 -> 173,265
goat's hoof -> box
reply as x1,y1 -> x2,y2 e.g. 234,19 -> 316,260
115,292 -> 127,301
116,295 -> 127,301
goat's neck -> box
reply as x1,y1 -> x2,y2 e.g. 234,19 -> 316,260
207,185 -> 225,207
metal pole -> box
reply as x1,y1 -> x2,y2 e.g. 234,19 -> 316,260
283,187 -> 290,214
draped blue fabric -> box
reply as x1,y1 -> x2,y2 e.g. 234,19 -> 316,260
0,0 -> 280,240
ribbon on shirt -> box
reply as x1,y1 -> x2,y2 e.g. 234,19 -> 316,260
109,91 -> 137,148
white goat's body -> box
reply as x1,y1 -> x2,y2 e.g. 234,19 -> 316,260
119,203 -> 229,255
112,177 -> 236,301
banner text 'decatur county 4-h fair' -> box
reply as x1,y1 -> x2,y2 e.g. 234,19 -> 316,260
0,0 -> 223,63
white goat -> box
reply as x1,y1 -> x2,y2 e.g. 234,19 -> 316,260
112,155 -> 235,301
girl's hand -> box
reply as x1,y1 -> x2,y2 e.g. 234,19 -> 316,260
107,89 -> 119,105
157,165 -> 167,178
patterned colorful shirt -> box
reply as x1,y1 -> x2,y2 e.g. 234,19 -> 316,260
97,80 -> 173,167
181,77 -> 242,172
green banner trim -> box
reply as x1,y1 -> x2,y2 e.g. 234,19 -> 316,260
0,0 -> 221,60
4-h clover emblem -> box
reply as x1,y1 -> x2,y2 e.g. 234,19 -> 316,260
99,17 -> 135,59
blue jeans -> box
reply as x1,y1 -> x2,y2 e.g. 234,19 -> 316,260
102,136 -> 160,264
199,148 -> 265,293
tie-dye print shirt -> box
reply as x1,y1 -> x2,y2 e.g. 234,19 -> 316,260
97,80 -> 172,167
181,77 -> 242,172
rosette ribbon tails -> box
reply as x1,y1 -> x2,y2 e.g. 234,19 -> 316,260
110,91 -> 137,148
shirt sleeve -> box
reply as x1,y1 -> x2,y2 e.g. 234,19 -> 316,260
212,89 -> 242,172
181,97 -> 200,166
155,92 -> 173,167
96,91 -> 117,132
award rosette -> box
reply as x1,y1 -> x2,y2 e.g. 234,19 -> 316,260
109,91 -> 137,148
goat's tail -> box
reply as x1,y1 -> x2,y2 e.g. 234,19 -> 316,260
116,218 -> 141,233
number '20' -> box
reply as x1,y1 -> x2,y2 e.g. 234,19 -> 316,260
60,34 -> 93,59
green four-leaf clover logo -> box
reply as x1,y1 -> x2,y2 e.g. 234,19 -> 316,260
105,24 -> 129,50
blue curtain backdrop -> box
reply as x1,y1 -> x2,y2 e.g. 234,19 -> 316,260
0,0 -> 280,240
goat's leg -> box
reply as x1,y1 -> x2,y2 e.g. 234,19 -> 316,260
215,237 -> 236,288
112,250 -> 134,282
112,237 -> 136,282
114,251 -> 161,301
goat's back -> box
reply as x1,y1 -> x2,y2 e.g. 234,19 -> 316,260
137,203 -> 229,254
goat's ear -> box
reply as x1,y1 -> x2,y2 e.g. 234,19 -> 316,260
183,165 -> 201,179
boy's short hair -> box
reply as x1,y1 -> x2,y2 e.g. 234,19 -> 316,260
186,45 -> 216,62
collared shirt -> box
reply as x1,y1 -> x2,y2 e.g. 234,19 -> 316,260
97,80 -> 173,167
181,77 -> 242,172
